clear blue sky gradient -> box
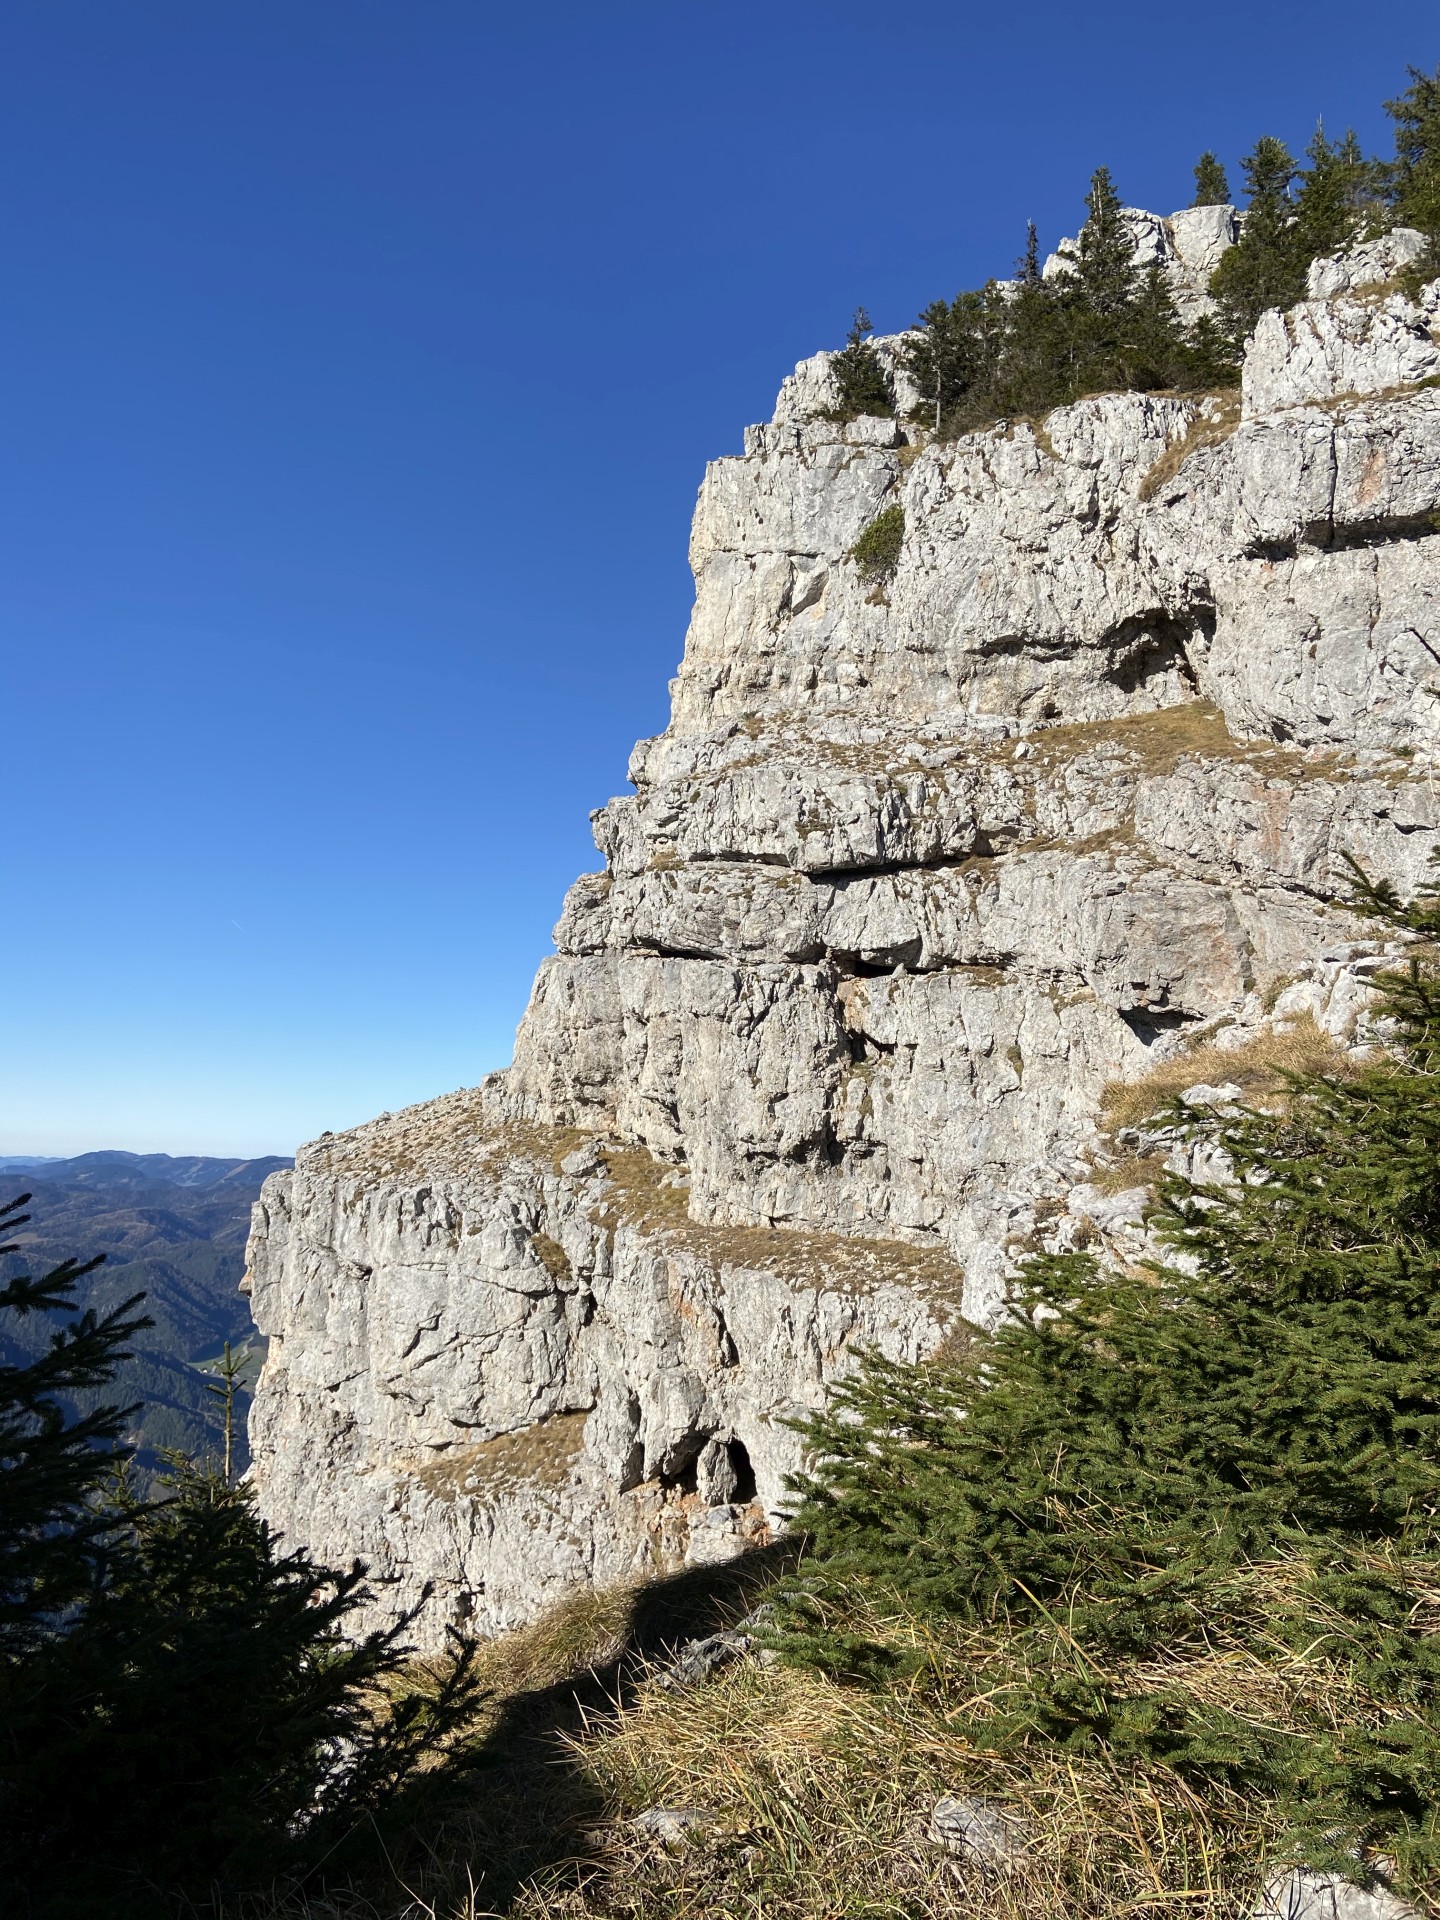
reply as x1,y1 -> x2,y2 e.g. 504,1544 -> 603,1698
4,1 -> 1436,1155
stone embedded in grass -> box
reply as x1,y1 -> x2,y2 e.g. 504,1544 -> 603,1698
652,1628 -> 754,1690
926,1796 -> 1029,1866
1255,1866 -> 1422,1920
630,1806 -> 718,1848
1180,1080 -> 1245,1108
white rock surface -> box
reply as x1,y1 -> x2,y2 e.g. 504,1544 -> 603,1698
248,228 -> 1440,1647
1306,226 -> 1432,299
1256,1867 -> 1421,1920
1045,201 -> 1238,322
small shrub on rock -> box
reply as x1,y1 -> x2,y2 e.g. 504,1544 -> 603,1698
848,503 -> 904,582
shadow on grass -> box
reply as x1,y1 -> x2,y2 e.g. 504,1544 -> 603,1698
344,1542 -> 797,1919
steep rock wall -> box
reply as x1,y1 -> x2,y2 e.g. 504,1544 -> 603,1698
248,223 -> 1440,1647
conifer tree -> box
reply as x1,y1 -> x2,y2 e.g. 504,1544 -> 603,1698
1017,218 -> 1041,286
1073,165 -> 1135,315
1210,135 -> 1305,340
898,283 -> 1006,434
0,1194 -> 147,1659
0,1202 -> 484,1914
1295,125 -> 1380,261
1386,63 -> 1440,265
1192,150 -> 1230,206
827,307 -> 895,421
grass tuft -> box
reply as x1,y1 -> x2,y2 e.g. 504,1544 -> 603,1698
1100,1012 -> 1358,1132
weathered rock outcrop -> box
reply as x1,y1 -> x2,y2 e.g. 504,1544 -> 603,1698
247,220 -> 1440,1647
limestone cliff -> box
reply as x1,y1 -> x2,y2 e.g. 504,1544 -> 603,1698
247,217 -> 1440,1648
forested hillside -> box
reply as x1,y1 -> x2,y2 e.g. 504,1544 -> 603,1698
0,1151 -> 287,1477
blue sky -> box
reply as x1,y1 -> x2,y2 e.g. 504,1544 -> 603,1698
4,1 -> 1436,1156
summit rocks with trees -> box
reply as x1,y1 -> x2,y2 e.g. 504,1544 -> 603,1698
832,63 -> 1440,441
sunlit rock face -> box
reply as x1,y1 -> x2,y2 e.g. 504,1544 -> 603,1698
248,221 -> 1440,1648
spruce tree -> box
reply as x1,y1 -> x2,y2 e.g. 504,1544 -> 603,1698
898,172 -> 1235,441
827,307 -> 895,421
0,1194 -> 147,1659
898,283 -> 1007,434
0,1203 -> 484,1914
1295,126 -> 1380,262
1192,150 -> 1230,206
1386,63 -> 1440,266
1017,218 -> 1042,286
1210,135 -> 1306,340
778,862 -> 1440,1892
1073,165 -> 1135,315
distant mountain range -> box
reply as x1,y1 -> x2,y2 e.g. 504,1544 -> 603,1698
0,1150 -> 291,1481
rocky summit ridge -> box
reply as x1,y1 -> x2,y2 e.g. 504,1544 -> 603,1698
247,212 -> 1440,1649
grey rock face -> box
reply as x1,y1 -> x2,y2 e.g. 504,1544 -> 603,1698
630,1807 -> 718,1847
1045,201 -> 1238,324
652,1627 -> 755,1690
248,224 -> 1440,1647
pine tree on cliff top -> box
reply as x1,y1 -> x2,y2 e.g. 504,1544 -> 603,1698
827,306 -> 895,421
1387,63 -> 1440,264
1210,134 -> 1306,337
1295,125 -> 1382,261
777,863 -> 1440,1889
1192,150 -> 1230,205
1072,164 -> 1135,314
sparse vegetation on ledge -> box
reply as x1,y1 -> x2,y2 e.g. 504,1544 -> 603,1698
847,502 -> 904,582
1100,1009 -> 1358,1130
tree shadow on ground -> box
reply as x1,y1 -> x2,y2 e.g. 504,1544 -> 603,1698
370,1542 -> 796,1918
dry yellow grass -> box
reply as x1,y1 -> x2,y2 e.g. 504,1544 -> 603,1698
414,1411 -> 589,1504
194,1551 -> 1438,1920
1137,390 -> 1242,502
1086,1149 -> 1169,1196
505,1611 -> 1285,1920
591,1145 -> 971,1309
1100,1012 -> 1359,1133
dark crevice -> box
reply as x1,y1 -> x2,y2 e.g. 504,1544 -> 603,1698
659,1433 -> 704,1495
806,841 -> 1007,886
1246,537 -> 1299,562
845,1028 -> 897,1063
1100,610 -> 1208,695
1120,1005 -> 1202,1047
834,951 -> 919,979
618,1393 -> 645,1493
976,633 -> 1075,660
631,941 -> 733,962
1304,513 -> 1440,552
724,1438 -> 757,1505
